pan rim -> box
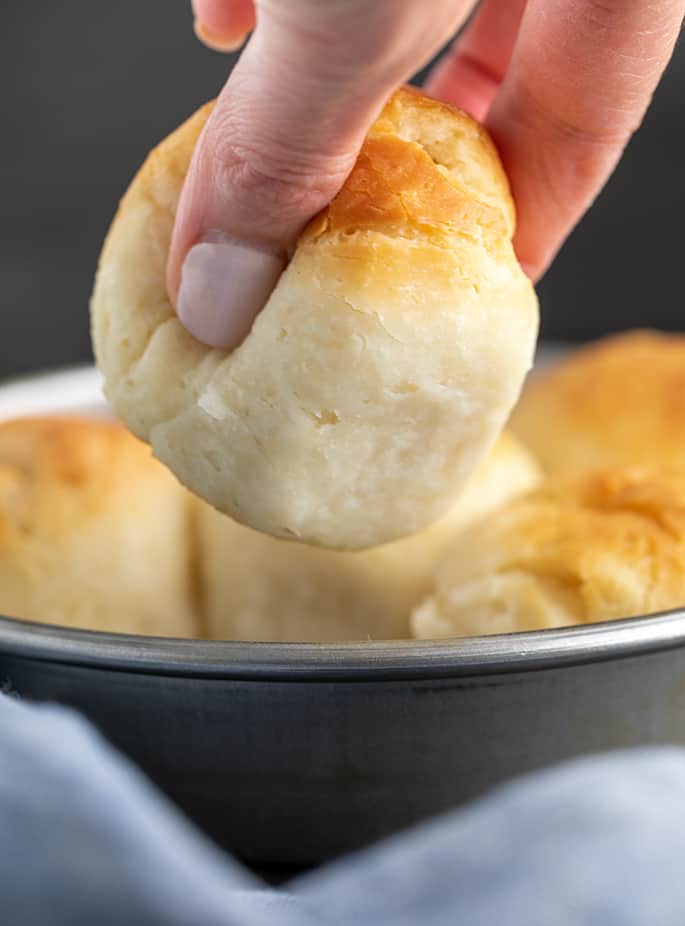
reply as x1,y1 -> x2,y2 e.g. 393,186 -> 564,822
2,609 -> 685,681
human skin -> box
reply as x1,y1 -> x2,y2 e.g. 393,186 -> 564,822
169,1 -> 684,349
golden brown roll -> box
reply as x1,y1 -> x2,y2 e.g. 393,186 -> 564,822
0,417 -> 197,636
412,463 -> 685,639
511,330 -> 685,473
91,86 -> 538,551
199,433 -> 540,642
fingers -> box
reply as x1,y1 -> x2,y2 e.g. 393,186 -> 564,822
425,0 -> 527,120
486,0 -> 685,279
192,0 -> 256,51
171,1 -> 475,349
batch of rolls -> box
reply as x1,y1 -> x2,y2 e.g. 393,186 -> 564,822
3,89 -> 685,642
2,330 -> 685,641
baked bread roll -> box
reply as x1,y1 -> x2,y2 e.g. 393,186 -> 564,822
200,433 -> 540,642
412,464 -> 685,639
511,330 -> 685,473
91,86 -> 538,550
0,417 -> 196,636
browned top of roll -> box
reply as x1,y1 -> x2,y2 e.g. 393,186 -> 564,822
511,330 -> 685,474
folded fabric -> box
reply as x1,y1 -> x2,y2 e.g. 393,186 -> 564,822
1,691 -> 684,925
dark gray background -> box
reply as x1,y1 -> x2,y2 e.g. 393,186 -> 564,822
2,1 -> 683,380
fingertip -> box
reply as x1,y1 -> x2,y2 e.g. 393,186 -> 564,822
193,18 -> 246,53
518,259 -> 539,283
191,0 -> 256,52
177,232 -> 285,350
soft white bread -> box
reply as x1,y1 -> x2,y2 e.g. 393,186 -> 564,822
412,464 -> 685,639
199,433 -> 540,642
91,86 -> 538,550
511,330 -> 685,474
0,417 -> 197,636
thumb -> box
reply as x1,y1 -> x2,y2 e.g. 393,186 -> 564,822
168,3 -> 473,349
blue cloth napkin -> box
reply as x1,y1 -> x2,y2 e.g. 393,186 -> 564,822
1,691 -> 683,925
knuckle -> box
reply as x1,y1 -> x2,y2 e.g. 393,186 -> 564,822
207,132 -> 352,223
510,76 -> 634,149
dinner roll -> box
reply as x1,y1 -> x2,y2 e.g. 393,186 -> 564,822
412,464 -> 685,639
511,330 -> 685,473
0,417 -> 196,636
199,433 -> 540,642
91,86 -> 538,550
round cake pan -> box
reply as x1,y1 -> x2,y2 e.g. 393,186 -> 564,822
2,612 -> 685,863
2,360 -> 685,864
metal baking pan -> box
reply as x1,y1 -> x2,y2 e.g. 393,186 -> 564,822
2,613 -> 685,863
2,359 -> 684,864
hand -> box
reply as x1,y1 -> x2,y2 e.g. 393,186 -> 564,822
170,1 -> 684,349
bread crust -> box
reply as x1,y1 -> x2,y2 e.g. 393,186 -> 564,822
0,417 -> 197,636
413,463 -> 685,638
511,330 -> 685,473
